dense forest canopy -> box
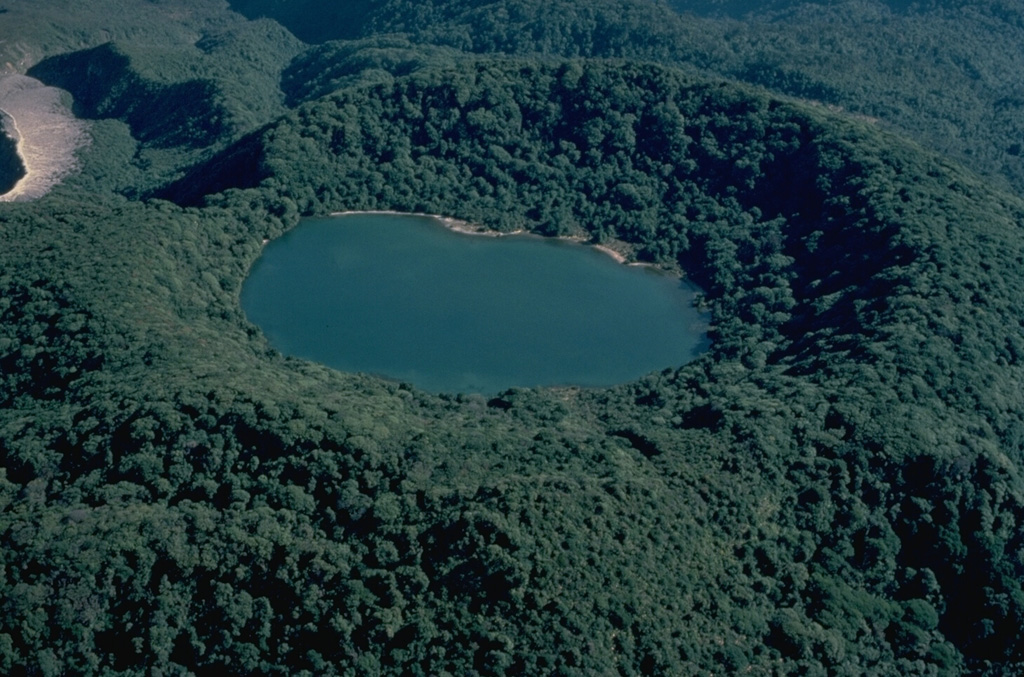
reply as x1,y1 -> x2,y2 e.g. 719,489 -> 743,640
227,0 -> 1024,197
2,0 -> 1024,674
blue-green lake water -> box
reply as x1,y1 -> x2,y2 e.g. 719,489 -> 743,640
241,213 -> 709,393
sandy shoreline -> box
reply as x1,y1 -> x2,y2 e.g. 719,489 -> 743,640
330,209 -> 514,237
328,209 -> 643,267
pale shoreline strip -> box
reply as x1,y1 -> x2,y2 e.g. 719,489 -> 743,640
327,209 -> 639,266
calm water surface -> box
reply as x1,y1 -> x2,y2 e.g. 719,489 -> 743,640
241,213 -> 709,393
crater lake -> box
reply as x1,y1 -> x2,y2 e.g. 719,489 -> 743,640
241,213 -> 709,393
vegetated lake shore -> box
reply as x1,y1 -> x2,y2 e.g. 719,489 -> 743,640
327,209 -> 661,270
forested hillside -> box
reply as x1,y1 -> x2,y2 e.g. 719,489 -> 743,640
229,0 -> 1024,198
2,0 -> 1024,675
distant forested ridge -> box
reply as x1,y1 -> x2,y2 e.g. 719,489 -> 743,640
1,1 -> 1024,675
229,0 -> 1024,199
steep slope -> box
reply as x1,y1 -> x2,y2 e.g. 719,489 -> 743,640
29,44 -> 226,150
21,20 -> 302,196
250,0 -> 1024,199
0,0 -> 251,70
666,0 -> 1024,197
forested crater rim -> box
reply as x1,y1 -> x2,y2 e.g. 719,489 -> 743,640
211,57 -> 950,383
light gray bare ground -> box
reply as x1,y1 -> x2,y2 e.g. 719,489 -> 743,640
0,74 -> 87,201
